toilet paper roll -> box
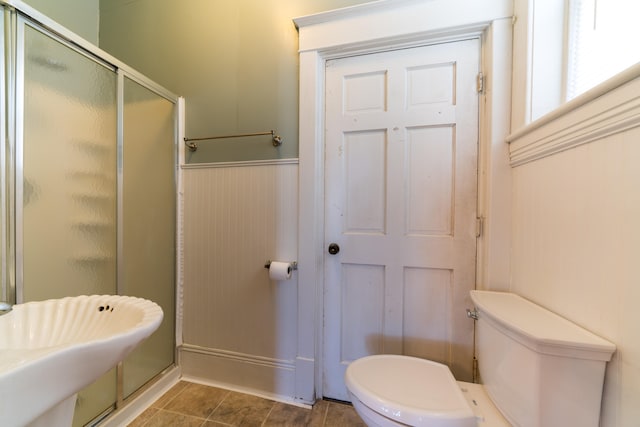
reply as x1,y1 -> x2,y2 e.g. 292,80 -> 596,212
269,261 -> 293,281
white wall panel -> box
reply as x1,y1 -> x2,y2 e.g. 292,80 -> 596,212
181,162 -> 298,397
509,74 -> 640,427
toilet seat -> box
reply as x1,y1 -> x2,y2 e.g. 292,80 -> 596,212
345,355 -> 477,427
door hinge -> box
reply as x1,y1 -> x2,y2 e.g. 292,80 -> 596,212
472,357 -> 479,383
475,216 -> 484,238
476,72 -> 484,94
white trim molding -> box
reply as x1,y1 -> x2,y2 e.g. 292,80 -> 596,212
182,158 -> 299,170
181,344 -> 296,371
180,345 -> 297,400
294,0 -> 512,53
176,97 -> 185,349
294,0 -> 513,403
508,63 -> 640,166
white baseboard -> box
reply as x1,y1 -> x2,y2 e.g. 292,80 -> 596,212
180,345 -> 306,405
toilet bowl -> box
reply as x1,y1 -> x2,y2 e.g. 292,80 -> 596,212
344,290 -> 616,427
345,355 -> 508,427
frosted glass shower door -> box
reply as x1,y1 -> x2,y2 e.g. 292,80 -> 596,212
21,24 -> 117,300
121,76 -> 176,398
20,22 -> 118,424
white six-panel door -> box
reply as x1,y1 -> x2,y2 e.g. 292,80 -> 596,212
323,39 -> 480,400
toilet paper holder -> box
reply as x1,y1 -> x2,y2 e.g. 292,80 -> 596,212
264,260 -> 298,270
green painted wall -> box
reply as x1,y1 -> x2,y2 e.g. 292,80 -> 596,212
22,0 -> 99,44
98,0 -> 374,162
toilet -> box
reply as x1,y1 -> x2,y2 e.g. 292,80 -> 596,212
345,290 -> 616,427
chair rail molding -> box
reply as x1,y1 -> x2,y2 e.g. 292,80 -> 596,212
508,63 -> 640,166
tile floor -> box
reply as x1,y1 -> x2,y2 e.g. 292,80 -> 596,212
128,381 -> 367,427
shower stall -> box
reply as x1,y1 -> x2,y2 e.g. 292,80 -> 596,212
1,3 -> 179,426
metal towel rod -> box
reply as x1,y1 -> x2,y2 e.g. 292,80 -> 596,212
184,130 -> 283,152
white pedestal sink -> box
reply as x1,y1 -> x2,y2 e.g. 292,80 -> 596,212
0,295 -> 163,427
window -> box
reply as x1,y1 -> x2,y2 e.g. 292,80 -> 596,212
566,0 -> 640,100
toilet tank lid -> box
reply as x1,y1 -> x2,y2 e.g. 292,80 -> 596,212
470,291 -> 616,361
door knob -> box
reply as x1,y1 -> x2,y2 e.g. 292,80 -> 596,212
328,243 -> 340,255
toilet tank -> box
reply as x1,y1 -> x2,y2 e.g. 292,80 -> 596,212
470,290 -> 615,427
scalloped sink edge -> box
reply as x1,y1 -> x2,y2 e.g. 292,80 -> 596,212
0,295 -> 163,427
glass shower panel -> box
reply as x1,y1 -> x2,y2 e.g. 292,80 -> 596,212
21,24 -> 117,300
122,76 -> 176,398
20,23 -> 118,425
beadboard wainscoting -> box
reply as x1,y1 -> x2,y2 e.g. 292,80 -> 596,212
507,68 -> 640,426
180,160 -> 299,401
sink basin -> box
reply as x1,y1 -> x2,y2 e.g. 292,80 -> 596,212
0,295 -> 163,427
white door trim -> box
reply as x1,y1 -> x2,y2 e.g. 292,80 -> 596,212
294,0 -> 514,403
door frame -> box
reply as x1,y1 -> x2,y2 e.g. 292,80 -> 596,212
294,0 -> 514,404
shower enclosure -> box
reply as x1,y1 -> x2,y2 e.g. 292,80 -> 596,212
2,4 -> 179,426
